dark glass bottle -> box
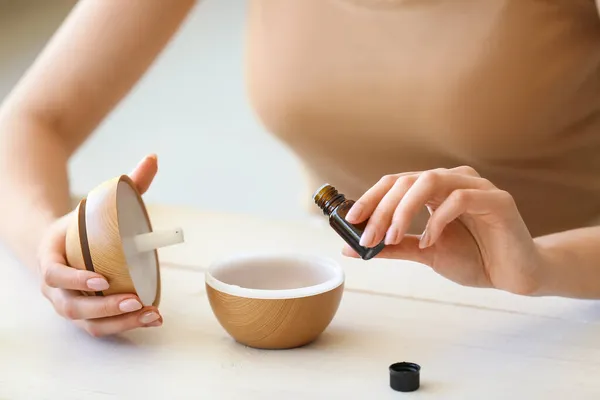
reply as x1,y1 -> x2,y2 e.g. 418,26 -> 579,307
313,183 -> 385,260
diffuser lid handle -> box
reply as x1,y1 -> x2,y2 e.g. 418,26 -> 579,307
130,228 -> 184,253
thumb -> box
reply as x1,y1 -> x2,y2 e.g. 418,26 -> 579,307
341,235 -> 433,265
129,154 -> 158,195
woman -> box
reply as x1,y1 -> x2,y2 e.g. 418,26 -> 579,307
1,0 -> 600,337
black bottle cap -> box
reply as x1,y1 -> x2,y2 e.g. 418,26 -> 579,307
389,362 -> 420,392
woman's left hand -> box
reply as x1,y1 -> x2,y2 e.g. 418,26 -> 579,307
342,166 -> 543,295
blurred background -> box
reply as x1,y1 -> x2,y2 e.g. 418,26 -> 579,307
0,0 -> 308,220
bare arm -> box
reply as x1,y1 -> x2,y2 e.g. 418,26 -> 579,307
0,0 -> 197,271
533,227 -> 600,299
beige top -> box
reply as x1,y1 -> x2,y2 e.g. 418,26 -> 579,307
244,0 -> 600,236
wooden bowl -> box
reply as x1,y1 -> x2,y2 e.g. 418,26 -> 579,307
205,253 -> 345,349
65,175 -> 184,306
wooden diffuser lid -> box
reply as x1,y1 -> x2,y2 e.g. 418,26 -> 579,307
65,175 -> 184,306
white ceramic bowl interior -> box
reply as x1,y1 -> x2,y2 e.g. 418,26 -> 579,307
206,253 -> 344,299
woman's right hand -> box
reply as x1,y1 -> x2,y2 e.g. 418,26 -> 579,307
37,155 -> 162,337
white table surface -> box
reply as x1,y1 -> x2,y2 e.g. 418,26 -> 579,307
2,204 -> 600,399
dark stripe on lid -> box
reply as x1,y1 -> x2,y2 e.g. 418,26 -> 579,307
78,198 -> 104,297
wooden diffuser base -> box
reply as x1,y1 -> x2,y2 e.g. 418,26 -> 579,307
205,253 -> 345,349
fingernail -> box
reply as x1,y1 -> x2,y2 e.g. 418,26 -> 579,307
345,204 -> 363,222
119,299 -> 142,313
385,228 -> 397,245
146,320 -> 163,327
360,228 -> 375,247
419,230 -> 430,249
87,278 -> 109,291
139,311 -> 160,324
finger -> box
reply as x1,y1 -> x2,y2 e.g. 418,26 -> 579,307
38,214 -> 72,265
449,165 -> 482,178
358,174 -> 418,247
342,235 -> 434,266
52,290 -> 146,320
75,307 -> 163,337
42,261 -> 109,292
389,171 -> 493,244
421,188 -> 516,248
345,172 -> 419,224
129,154 -> 158,194
345,166 -> 479,224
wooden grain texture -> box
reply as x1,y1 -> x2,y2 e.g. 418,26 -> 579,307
85,176 -> 136,296
206,283 -> 344,349
64,175 -> 161,306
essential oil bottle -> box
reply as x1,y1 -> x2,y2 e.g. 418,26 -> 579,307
313,183 -> 385,260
